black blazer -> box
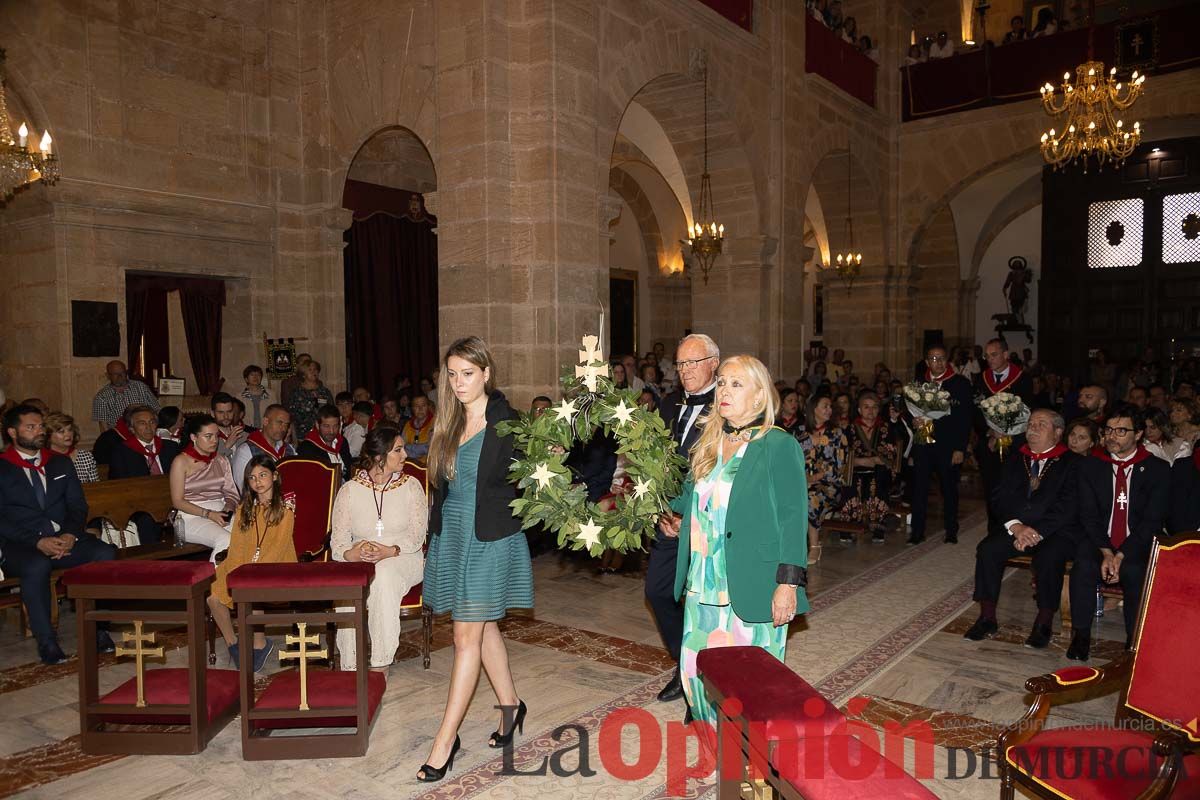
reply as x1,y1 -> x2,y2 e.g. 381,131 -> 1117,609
658,389 -> 711,466
1078,453 -> 1170,561
913,373 -> 973,454
429,391 -> 522,542
990,449 -> 1083,542
296,438 -> 354,482
1167,456 -> 1200,533
91,427 -> 124,466
0,453 -> 88,547
107,439 -> 181,479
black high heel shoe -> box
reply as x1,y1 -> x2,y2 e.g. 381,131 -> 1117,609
488,700 -> 527,748
416,735 -> 460,783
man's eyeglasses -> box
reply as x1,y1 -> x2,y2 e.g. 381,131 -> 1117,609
674,356 -> 717,371
1101,426 -> 1135,436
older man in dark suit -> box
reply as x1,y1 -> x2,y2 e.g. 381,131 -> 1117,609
1068,405 -> 1170,661
908,344 -> 974,545
0,405 -> 116,665
107,404 -> 181,479
651,333 -> 719,706
964,409 -> 1081,649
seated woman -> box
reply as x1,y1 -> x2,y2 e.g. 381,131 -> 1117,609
845,391 -> 900,542
44,412 -> 99,483
1066,416 -> 1099,457
1145,408 -> 1192,465
169,413 -> 238,560
672,354 -> 808,738
207,453 -> 296,671
776,388 -> 802,435
331,425 -> 426,670
795,395 -> 848,561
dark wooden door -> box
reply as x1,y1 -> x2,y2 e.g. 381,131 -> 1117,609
609,271 -> 637,358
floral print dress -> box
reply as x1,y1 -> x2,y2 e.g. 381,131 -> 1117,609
838,420 -> 897,526
679,442 -> 787,726
795,424 -> 849,530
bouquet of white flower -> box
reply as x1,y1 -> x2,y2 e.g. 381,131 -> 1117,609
903,381 -> 954,444
977,392 -> 1030,460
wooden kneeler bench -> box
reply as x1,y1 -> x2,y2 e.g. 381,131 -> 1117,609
699,646 -> 936,800
228,562 -> 385,760
62,561 -> 240,755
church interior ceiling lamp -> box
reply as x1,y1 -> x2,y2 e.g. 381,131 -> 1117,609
686,59 -> 724,285
0,49 -> 59,201
828,140 -> 862,290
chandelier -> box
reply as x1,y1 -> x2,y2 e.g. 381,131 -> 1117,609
686,61 -> 724,285
0,49 -> 59,202
1038,3 -> 1145,172
827,140 -> 862,290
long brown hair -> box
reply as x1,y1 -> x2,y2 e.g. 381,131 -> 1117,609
690,355 -> 779,479
427,336 -> 496,487
236,453 -> 287,529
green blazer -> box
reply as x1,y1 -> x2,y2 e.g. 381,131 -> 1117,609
672,428 -> 810,624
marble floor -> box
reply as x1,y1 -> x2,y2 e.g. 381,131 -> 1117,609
0,497 -> 1130,800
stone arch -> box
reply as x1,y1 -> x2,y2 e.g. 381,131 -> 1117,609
343,126 -> 438,197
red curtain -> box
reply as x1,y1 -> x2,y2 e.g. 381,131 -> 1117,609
125,274 -> 225,393
805,15 -> 877,108
176,278 -> 226,395
343,212 -> 439,400
125,276 -> 171,381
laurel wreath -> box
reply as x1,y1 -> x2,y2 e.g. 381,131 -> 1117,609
496,338 -> 687,555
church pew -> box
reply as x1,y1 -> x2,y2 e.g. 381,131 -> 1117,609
0,475 -> 209,638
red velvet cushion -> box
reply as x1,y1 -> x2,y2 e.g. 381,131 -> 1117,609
1006,727 -> 1200,798
1126,540 -> 1200,742
1053,666 -> 1100,686
251,670 -> 386,729
769,734 -> 938,799
697,646 -> 845,740
98,668 -> 239,724
63,561 -> 215,587
227,561 -> 375,590
400,581 -> 423,609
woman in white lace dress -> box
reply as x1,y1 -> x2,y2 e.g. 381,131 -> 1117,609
331,425 -> 426,670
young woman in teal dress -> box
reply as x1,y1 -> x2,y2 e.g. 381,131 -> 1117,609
672,355 -> 810,740
416,337 -> 534,782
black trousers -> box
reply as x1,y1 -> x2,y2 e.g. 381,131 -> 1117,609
910,443 -> 960,539
1069,544 -> 1147,637
2,534 -> 117,646
973,532 -> 1076,610
644,532 -> 682,662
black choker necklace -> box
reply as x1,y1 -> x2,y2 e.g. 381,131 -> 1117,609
723,415 -> 765,437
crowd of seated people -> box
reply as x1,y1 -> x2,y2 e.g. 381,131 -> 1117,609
904,8 -> 1063,66
806,0 -> 880,62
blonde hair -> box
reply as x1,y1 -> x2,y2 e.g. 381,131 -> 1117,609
43,412 -> 80,448
690,355 -> 780,478
427,336 -> 496,487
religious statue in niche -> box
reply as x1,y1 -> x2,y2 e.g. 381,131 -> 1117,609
404,193 -> 437,226
1003,256 -> 1033,323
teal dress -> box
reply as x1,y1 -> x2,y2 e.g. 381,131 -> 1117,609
424,430 -> 534,621
680,443 -> 788,726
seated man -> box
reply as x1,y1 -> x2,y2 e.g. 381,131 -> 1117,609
401,395 -> 435,460
297,404 -> 353,481
344,401 -> 372,459
1067,405 -> 1170,661
0,404 -> 117,665
964,409 -> 1082,648
108,404 -> 180,479
230,404 -> 295,484
211,391 -> 247,460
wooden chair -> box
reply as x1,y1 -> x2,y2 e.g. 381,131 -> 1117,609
229,562 -> 385,760
62,561 -> 239,755
398,460 -> 433,669
998,533 -> 1200,799
276,458 -> 339,560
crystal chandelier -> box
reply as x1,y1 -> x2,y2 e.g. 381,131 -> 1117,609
828,140 -> 862,290
0,49 -> 59,202
1038,2 -> 1145,172
686,61 -> 724,285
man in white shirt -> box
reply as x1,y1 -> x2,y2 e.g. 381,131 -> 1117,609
230,405 -> 295,486
928,31 -> 955,59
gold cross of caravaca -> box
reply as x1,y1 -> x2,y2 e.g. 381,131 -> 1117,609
114,620 -> 165,708
278,623 -> 327,711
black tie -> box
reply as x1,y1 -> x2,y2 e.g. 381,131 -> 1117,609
1030,460 -> 1041,479
26,460 -> 46,509
994,372 -> 1004,384
683,389 -> 714,407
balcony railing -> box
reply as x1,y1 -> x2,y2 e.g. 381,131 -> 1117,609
901,4 -> 1200,122
806,15 -> 878,108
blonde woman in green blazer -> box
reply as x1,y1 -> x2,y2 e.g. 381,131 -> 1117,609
670,355 -> 810,730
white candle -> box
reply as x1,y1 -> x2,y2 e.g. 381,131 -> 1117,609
39,131 -> 52,155
17,123 -> 27,148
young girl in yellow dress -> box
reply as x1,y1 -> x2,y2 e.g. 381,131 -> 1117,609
207,452 -> 296,671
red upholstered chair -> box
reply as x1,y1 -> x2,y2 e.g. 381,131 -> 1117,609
63,561 -> 240,755
398,460 -> 433,669
229,561 -> 384,759
276,458 -> 339,560
998,533 -> 1200,800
